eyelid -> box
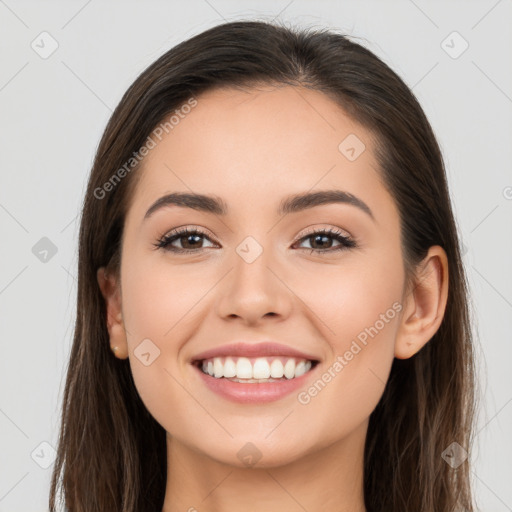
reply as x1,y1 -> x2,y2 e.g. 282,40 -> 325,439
297,224 -> 352,239
153,225 -> 218,253
154,223 -> 357,255
159,224 -> 216,241
157,224 -> 352,244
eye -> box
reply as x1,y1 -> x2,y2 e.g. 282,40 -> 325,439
154,226 -> 357,255
293,227 -> 356,255
153,227 -> 216,254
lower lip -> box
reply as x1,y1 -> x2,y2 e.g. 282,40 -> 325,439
192,363 -> 319,404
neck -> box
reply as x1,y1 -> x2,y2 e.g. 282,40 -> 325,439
161,420 -> 368,512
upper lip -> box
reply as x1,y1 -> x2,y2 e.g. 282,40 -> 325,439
191,341 -> 320,362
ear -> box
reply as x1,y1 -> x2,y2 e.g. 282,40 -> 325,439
97,266 -> 129,359
394,246 -> 449,359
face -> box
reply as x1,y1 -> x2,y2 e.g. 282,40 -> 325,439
116,85 -> 406,467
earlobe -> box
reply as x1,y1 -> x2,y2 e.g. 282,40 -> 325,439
97,266 -> 129,359
394,246 -> 449,360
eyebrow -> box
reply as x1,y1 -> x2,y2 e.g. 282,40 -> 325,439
143,189 -> 374,221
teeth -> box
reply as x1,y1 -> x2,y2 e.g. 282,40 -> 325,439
236,357 -> 253,379
223,357 -> 237,378
199,356 -> 314,381
270,359 -> 284,378
213,358 -> 223,378
284,359 -> 295,379
253,358 -> 271,379
294,360 -> 307,377
226,377 -> 286,383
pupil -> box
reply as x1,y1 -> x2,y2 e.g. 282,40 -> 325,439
184,234 -> 201,248
312,235 -> 331,249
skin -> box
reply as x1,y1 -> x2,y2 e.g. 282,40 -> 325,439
97,85 -> 449,512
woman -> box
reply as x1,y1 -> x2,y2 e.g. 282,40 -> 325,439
49,20 -> 477,512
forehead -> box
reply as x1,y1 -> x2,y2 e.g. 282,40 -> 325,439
128,85 -> 390,221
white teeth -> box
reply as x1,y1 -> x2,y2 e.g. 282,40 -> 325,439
296,361 -> 312,377
223,357 -> 237,378
270,359 -> 284,378
236,357 -> 253,379
294,360 -> 306,377
284,359 -> 295,379
227,377 -> 285,383
213,358 -> 223,378
253,358 -> 271,379
200,356 -> 315,381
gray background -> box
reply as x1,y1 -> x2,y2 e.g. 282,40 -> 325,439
1,1 -> 511,510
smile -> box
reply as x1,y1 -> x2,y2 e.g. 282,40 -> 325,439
192,356 -> 320,404
196,356 -> 318,382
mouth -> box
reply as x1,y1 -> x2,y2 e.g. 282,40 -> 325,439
192,356 -> 320,383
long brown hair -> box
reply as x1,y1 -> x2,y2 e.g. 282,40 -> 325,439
49,20 -> 477,512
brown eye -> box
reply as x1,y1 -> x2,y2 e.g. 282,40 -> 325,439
154,228 -> 216,254
154,226 -> 356,255
295,228 -> 356,254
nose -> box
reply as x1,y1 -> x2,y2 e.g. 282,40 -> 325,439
215,247 -> 293,326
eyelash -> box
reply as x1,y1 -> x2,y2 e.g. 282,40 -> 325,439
153,226 -> 357,255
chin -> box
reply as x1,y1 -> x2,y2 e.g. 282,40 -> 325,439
198,437 -> 309,469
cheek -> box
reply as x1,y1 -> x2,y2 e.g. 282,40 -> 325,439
121,252 -> 212,342
291,243 -> 404,355
328,263 -> 403,353
119,253 -> 224,420
292,249 -> 403,433
288,247 -> 404,412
